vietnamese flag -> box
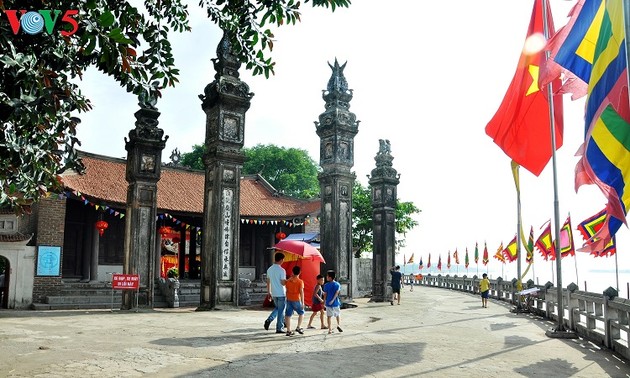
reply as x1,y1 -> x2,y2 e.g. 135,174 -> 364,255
485,0 -> 564,176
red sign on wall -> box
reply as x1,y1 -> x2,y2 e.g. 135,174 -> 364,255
112,274 -> 139,290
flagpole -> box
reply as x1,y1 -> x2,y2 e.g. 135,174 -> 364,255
542,0 -> 574,338
515,163 -> 523,310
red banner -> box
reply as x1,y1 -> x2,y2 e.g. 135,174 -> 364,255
112,274 -> 139,290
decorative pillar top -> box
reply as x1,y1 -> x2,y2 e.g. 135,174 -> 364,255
369,139 -> 400,182
212,31 -> 241,80
323,58 -> 353,110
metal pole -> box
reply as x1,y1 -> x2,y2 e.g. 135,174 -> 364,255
542,0 -> 573,337
516,164 -> 523,309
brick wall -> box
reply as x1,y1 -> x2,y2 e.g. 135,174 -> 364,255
32,196 -> 67,303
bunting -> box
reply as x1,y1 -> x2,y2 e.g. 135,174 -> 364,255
535,220 -> 555,260
485,0 -> 564,176
502,235 -> 518,262
482,242 -> 489,265
577,208 -> 617,256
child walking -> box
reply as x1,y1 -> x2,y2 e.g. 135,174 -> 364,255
284,265 -> 305,336
307,274 -> 326,329
479,273 -> 490,308
323,270 -> 342,334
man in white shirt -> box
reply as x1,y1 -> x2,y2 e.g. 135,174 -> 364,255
264,253 -> 287,333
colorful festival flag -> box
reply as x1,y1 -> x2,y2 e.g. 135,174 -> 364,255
419,257 -> 424,269
535,220 -> 555,260
447,251 -> 451,269
437,255 -> 442,271
502,235 -> 518,262
577,209 -> 617,257
539,0 -> 595,99
407,253 -> 414,264
485,0 -> 564,176
465,248 -> 470,268
494,242 -> 506,263
474,242 -> 479,264
427,254 -> 431,269
526,226 -> 535,263
572,0 -> 630,253
454,249 -> 460,265
482,242 -> 489,266
558,214 -> 576,258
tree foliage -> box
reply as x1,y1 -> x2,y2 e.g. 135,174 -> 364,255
243,144 -> 320,199
0,0 -> 350,213
181,143 -> 320,199
352,181 -> 421,258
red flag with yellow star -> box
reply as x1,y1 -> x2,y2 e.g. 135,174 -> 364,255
485,0 -> 564,176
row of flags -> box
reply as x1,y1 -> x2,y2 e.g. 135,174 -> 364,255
404,209 -> 617,271
485,0 -> 630,257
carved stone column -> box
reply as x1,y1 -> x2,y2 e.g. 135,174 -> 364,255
368,140 -> 399,302
315,59 -> 359,301
198,31 -> 253,309
123,98 -> 168,309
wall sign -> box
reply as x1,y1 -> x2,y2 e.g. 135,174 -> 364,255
36,245 -> 61,276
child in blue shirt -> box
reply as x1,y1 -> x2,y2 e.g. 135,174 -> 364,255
323,270 -> 343,334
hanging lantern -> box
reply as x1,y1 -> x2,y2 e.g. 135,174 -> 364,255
172,236 -> 181,244
95,220 -> 109,236
158,226 -> 171,237
275,231 -> 287,240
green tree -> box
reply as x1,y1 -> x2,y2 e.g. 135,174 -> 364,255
180,144 -> 205,170
180,143 -> 320,199
0,0 -> 350,213
352,181 -> 420,258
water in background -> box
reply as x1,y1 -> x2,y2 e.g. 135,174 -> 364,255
400,253 -> 630,299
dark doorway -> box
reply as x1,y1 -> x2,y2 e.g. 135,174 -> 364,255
0,256 -> 8,309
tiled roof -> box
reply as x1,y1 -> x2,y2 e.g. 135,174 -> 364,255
0,233 -> 33,243
61,152 -> 320,217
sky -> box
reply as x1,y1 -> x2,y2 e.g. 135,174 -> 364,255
73,0 -> 628,295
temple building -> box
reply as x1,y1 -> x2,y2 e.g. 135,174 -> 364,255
0,150 -> 320,309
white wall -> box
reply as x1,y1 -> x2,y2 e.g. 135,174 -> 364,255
0,243 -> 35,309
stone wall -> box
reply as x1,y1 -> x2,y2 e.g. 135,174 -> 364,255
352,257 -> 372,298
32,196 -> 66,303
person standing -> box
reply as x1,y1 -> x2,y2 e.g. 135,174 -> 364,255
307,274 -> 326,329
284,265 -> 305,336
323,270 -> 342,334
264,253 -> 287,333
480,273 -> 490,308
390,265 -> 402,305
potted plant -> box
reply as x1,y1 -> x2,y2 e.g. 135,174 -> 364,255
167,267 -> 179,279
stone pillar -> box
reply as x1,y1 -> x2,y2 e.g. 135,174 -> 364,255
368,140 -> 399,302
122,97 -> 168,309
315,59 -> 359,301
198,31 -> 253,309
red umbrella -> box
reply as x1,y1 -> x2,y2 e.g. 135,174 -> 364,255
274,239 -> 325,263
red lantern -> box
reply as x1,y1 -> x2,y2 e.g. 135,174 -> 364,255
275,231 -> 286,240
172,236 -> 181,244
95,220 -> 109,237
158,226 -> 171,237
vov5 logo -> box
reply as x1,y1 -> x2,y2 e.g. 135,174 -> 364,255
3,9 -> 79,36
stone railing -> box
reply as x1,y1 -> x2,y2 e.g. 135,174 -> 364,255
408,274 -> 630,361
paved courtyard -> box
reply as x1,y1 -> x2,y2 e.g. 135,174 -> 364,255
1,286 -> 629,377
